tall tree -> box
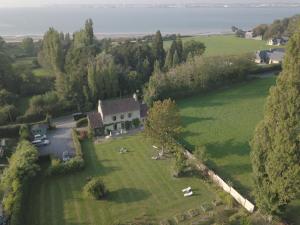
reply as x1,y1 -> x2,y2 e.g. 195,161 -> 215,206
22,37 -> 35,56
85,18 -> 94,45
165,49 -> 173,70
183,40 -> 206,60
144,99 -> 182,154
152,30 -> 165,69
38,28 -> 63,71
173,50 -> 179,66
176,35 -> 183,63
250,28 -> 300,215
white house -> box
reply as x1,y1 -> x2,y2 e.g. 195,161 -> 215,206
88,94 -> 147,136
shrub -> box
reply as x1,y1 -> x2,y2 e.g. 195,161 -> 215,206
78,130 -> 88,141
76,117 -> 88,128
172,150 -> 187,177
125,121 -> 132,130
83,177 -> 108,200
132,118 -> 140,128
19,124 -> 30,140
48,129 -> 85,176
1,141 -> 39,224
16,113 -> 44,124
194,145 -> 208,163
47,156 -> 84,175
72,129 -> 83,157
0,124 -> 21,138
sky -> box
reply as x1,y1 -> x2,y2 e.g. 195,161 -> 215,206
1,0 -> 300,7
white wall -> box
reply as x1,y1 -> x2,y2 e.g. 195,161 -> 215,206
102,110 -> 140,125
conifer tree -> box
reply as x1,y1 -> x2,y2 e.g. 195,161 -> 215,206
173,50 -> 180,66
176,35 -> 183,63
152,30 -> 165,69
165,49 -> 173,70
250,28 -> 300,215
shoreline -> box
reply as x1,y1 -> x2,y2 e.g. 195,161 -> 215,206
2,31 -> 233,43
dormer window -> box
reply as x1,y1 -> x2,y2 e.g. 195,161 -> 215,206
120,114 -> 124,120
128,113 -> 132,118
112,116 -> 117,121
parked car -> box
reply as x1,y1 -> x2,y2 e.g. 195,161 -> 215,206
72,112 -> 86,121
32,139 -> 50,147
34,134 -> 47,140
62,151 -> 71,162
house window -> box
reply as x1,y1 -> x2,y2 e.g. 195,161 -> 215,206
128,113 -> 132,118
113,124 -> 117,130
112,116 -> 117,121
120,114 -> 124,120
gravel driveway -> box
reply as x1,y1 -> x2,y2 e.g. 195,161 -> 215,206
39,116 -> 76,159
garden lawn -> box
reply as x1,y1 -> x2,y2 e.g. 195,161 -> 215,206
178,76 -> 300,224
178,77 -> 276,196
25,135 -> 216,225
164,35 -> 268,56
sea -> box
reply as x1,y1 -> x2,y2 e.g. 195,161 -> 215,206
0,6 -> 299,38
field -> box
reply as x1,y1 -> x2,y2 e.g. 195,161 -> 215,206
178,75 -> 300,223
164,35 -> 268,56
25,135 -> 216,225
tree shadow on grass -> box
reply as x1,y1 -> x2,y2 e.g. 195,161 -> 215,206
83,140 -> 120,176
206,159 -> 253,200
181,116 -> 215,127
108,188 -> 151,203
206,139 -> 250,159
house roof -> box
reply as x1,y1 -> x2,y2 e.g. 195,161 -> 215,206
100,97 -> 141,117
87,112 -> 103,129
140,103 -> 148,118
268,51 -> 285,62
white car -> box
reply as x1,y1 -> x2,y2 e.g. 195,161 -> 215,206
32,139 -> 50,147
62,151 -> 71,162
34,134 -> 47,140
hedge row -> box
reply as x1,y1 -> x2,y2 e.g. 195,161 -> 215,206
47,156 -> 84,175
76,117 -> 88,128
72,129 -> 83,157
48,129 -> 85,176
0,118 -> 49,138
1,141 -> 40,225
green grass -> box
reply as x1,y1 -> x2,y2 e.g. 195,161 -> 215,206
12,57 -> 36,67
25,135 -> 216,225
178,76 -> 300,224
32,68 -> 52,77
178,77 -> 276,195
164,35 -> 268,56
16,96 -> 31,115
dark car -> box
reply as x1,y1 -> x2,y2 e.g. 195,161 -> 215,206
72,112 -> 86,121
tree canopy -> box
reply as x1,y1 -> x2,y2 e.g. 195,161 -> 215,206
250,27 -> 300,215
144,99 -> 182,152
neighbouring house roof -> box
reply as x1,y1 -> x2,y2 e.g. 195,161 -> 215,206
256,49 -> 285,63
268,51 -> 285,62
100,97 -> 141,117
140,103 -> 148,118
87,112 -> 103,129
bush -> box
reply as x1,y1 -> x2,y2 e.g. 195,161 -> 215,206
48,129 -> 85,176
0,124 -> 21,138
1,141 -> 39,224
125,121 -> 132,130
76,117 -> 88,128
47,156 -> 84,175
16,113 -> 44,124
19,124 -> 30,140
132,118 -> 140,128
72,129 -> 83,157
194,145 -> 208,163
83,177 -> 108,200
